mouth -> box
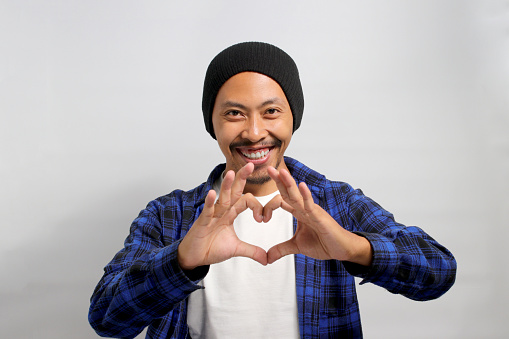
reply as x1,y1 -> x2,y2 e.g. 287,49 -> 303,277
236,146 -> 275,165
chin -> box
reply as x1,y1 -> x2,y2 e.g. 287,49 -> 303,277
246,174 -> 271,185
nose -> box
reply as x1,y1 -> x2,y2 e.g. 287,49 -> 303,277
241,114 -> 268,142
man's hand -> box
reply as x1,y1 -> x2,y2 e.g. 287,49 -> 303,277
177,163 -> 268,271
264,167 -> 373,266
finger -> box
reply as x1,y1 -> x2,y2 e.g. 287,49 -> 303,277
298,182 -> 337,231
263,194 -> 294,222
234,241 -> 268,266
224,193 -> 264,224
198,190 -> 217,225
268,166 -> 298,207
278,169 -> 305,209
267,165 -> 280,182
230,163 -> 254,205
267,239 -> 299,264
298,182 -> 315,213
239,193 -> 264,222
215,170 -> 235,215
267,166 -> 284,191
267,166 -> 292,202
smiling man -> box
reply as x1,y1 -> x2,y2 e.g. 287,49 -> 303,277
211,71 -> 292,192
89,42 -> 457,339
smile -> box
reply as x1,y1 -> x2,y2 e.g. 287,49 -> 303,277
236,146 -> 274,164
241,148 -> 270,159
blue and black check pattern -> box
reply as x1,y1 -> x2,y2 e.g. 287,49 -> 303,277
89,157 -> 456,338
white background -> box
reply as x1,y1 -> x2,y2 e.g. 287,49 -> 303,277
1,1 -> 508,338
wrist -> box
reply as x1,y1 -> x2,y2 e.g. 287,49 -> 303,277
348,234 -> 373,267
177,242 -> 198,271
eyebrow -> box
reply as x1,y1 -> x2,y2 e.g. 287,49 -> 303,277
220,97 -> 286,110
220,101 -> 248,110
258,97 -> 286,108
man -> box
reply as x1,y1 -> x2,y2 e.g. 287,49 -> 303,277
89,42 -> 456,338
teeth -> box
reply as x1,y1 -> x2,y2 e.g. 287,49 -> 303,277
242,149 -> 269,160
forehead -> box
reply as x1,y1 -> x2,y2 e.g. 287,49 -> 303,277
215,72 -> 288,104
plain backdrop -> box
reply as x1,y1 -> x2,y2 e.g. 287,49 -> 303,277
1,1 -> 508,338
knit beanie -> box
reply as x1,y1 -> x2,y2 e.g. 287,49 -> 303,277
202,42 -> 304,139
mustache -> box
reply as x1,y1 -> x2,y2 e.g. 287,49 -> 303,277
229,138 -> 282,150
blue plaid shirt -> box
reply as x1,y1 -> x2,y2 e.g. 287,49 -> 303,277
89,157 -> 456,338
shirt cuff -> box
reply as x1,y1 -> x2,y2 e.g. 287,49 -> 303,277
342,232 -> 399,284
150,239 -> 209,298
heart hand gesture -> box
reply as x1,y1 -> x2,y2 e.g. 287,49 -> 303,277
178,163 -> 372,271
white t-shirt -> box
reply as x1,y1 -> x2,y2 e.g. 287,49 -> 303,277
187,180 -> 299,339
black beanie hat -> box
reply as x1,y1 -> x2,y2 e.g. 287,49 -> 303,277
202,41 -> 304,139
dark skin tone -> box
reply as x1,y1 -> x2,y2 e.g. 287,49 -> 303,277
178,72 -> 372,270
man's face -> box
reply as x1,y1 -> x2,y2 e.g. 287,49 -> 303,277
212,72 -> 293,186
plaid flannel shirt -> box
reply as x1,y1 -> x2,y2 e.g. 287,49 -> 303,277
89,157 -> 456,338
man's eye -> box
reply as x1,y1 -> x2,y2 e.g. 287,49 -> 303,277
266,108 -> 279,115
226,110 -> 241,116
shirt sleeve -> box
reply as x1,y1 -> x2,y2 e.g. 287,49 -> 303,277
340,187 -> 457,301
88,199 -> 208,338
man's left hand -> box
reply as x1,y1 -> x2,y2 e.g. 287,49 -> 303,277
264,166 -> 373,266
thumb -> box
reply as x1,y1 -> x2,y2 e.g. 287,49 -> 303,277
234,241 -> 268,266
267,239 -> 299,264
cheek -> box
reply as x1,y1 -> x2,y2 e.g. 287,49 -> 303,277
218,138 -> 230,154
270,120 -> 293,141
217,132 -> 236,155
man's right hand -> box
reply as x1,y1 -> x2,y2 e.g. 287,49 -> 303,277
177,162 -> 267,271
